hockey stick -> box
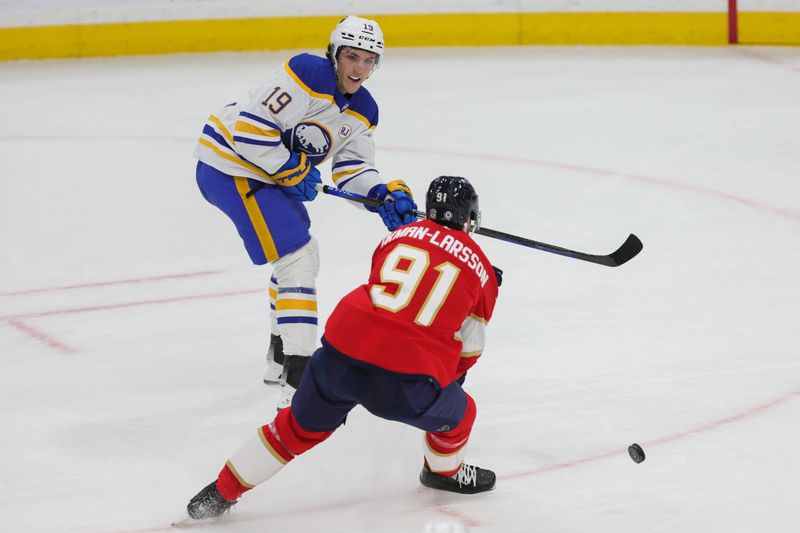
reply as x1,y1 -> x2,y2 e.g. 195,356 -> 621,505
316,184 -> 425,217
316,184 -> 643,267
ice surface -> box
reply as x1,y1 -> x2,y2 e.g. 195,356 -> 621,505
1,45 -> 799,533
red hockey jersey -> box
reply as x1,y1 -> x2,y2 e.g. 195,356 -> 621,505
323,219 -> 498,387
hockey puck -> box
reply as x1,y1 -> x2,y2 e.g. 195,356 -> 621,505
628,443 -> 645,463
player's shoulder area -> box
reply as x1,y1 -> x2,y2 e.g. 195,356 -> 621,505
437,221 -> 496,284
345,86 -> 379,129
415,219 -> 492,262
284,53 -> 337,100
458,224 -> 493,265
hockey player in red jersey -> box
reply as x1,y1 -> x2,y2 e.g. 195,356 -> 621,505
186,176 -> 502,520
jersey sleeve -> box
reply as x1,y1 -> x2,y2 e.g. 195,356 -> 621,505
330,90 -> 384,201
330,130 -> 383,199
455,262 -> 499,376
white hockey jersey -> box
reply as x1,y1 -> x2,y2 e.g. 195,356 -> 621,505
194,53 -> 384,198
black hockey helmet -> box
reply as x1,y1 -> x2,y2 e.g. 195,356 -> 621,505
425,176 -> 480,232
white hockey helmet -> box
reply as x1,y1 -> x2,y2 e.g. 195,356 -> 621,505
327,15 -> 384,72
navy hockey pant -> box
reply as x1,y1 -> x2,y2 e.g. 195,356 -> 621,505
292,341 -> 471,434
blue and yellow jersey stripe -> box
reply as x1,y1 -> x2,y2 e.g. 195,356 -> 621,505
284,54 -> 336,102
344,85 -> 379,129
234,111 -> 283,147
344,108 -> 376,130
331,159 -> 376,187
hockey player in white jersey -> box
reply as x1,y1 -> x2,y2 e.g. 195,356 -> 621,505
194,15 -> 416,409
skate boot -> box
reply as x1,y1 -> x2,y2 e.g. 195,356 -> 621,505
275,354 -> 309,411
187,481 -> 236,519
263,334 -> 284,385
276,382 -> 295,411
419,462 -> 496,494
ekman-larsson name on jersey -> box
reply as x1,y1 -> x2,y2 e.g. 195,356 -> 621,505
380,225 -> 491,287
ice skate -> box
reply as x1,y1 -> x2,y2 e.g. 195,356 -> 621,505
263,334 -> 284,385
187,481 -> 237,520
274,354 -> 309,410
263,359 -> 283,385
276,382 -> 295,411
419,462 -> 496,494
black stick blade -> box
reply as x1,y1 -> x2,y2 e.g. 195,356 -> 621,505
474,227 -> 643,267
600,234 -> 644,267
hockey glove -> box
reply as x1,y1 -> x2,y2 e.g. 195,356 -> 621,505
492,266 -> 503,288
274,152 -> 321,202
367,180 -> 417,231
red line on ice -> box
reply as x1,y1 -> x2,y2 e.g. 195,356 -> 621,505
0,270 -> 240,354
0,270 -> 223,297
433,505 -> 483,526
501,386 -> 800,481
4,318 -> 77,354
0,288 -> 262,321
644,386 -> 800,447
735,48 -> 800,75
379,146 -> 800,223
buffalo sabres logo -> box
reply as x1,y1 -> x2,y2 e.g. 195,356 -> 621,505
287,122 -> 332,166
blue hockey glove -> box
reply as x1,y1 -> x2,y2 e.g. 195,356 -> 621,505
367,180 -> 417,230
275,152 -> 321,202
492,266 -> 503,288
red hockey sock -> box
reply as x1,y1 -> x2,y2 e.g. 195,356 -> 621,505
216,463 -> 249,501
273,407 -> 335,455
424,393 -> 477,476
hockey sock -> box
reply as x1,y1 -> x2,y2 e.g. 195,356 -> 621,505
217,423 -> 290,500
216,463 -> 249,501
217,407 -> 334,500
271,239 -> 320,358
272,406 -> 334,455
423,393 -> 477,475
269,274 -> 278,330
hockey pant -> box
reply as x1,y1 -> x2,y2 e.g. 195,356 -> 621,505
215,345 -> 477,501
195,161 -> 312,264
